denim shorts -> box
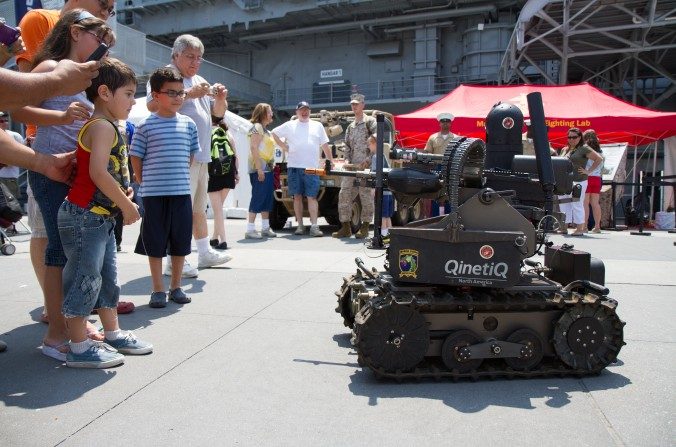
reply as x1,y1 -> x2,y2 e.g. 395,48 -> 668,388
248,171 -> 274,213
28,171 -> 70,266
58,201 -> 119,317
287,167 -> 320,198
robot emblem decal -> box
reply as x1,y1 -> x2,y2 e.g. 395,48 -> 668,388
502,117 -> 514,129
399,249 -> 419,278
480,245 -> 494,260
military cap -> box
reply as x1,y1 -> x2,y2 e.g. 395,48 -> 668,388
350,93 -> 365,104
437,112 -> 454,122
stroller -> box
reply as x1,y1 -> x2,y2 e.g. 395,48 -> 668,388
0,182 -> 24,255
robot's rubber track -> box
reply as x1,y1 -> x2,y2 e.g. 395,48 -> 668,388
352,287 -> 625,381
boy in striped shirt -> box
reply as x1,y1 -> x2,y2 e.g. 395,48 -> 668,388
130,67 -> 199,308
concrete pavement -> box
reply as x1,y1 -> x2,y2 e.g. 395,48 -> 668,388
0,217 -> 674,446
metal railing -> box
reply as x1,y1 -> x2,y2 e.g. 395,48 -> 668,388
272,74 -> 498,108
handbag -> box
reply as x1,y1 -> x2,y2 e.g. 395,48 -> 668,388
0,182 -> 23,223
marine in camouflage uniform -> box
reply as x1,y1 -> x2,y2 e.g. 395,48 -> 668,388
335,95 -> 377,238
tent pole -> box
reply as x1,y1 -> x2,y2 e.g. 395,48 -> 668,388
631,145 -> 638,207
650,142 -> 658,216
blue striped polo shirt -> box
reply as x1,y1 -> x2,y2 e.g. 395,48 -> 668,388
129,113 -> 199,197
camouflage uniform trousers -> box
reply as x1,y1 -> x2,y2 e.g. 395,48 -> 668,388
338,178 -> 374,223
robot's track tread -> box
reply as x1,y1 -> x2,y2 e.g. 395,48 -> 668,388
351,286 -> 624,381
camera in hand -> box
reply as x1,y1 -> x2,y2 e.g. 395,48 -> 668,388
86,42 -> 109,62
0,21 -> 20,46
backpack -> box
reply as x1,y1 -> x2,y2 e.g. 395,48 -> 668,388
209,127 -> 235,177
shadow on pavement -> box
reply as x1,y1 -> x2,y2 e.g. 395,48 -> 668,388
345,365 -> 631,411
332,332 -> 352,349
0,322 -> 117,410
120,275 -> 206,297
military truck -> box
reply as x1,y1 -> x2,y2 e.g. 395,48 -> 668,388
269,110 -> 423,231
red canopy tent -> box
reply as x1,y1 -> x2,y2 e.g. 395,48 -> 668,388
395,83 -> 676,149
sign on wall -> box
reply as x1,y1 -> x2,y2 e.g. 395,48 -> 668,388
320,69 -> 342,79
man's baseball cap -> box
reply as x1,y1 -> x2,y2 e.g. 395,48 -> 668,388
437,112 -> 454,122
296,101 -> 311,110
350,93 -> 365,104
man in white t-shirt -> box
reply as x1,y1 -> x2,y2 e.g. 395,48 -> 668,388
272,101 -> 334,237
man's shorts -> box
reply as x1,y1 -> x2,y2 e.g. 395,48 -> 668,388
586,176 -> 602,194
135,195 -> 192,258
190,162 -> 209,214
26,188 -> 47,238
287,167 -> 320,198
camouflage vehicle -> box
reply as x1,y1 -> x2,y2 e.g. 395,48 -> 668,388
269,110 -> 423,231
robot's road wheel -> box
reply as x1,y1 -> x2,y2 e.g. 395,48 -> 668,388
1,243 -> 16,256
441,330 -> 483,373
504,328 -> 544,371
553,303 -> 625,371
357,304 -> 429,373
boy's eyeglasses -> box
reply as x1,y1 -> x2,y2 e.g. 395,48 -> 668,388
99,0 -> 116,17
159,90 -> 187,98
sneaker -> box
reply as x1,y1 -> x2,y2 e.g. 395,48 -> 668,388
163,260 -> 198,278
198,249 -> 232,268
169,287 -> 191,304
294,225 -> 306,236
209,239 -> 219,247
66,343 -> 125,368
309,225 -> 323,237
105,331 -> 153,355
245,230 -> 262,239
149,291 -> 167,308
261,228 -> 277,238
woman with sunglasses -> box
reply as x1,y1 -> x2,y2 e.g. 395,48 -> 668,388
559,127 -> 603,236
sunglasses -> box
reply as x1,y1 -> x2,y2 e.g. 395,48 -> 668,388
567,135 -> 580,139
98,0 -> 116,16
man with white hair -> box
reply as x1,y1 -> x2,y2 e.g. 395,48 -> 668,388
147,34 -> 231,277
424,112 -> 455,155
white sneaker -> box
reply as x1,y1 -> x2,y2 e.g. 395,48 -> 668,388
261,228 -> 277,238
309,225 -> 323,237
294,225 -> 306,236
198,249 -> 232,269
245,230 -> 262,239
163,260 -> 198,278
